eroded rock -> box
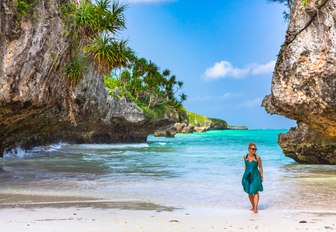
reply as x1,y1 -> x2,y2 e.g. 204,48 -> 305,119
0,0 -> 179,154
263,0 -> 336,164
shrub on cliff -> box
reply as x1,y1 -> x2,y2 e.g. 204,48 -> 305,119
187,111 -> 228,129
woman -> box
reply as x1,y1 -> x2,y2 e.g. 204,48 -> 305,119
242,142 -> 263,213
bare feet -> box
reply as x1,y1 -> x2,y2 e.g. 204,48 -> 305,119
252,208 -> 258,213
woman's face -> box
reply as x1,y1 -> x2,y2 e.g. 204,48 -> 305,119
249,146 -> 257,153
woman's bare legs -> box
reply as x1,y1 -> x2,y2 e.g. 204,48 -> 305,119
248,194 -> 254,210
252,193 -> 259,213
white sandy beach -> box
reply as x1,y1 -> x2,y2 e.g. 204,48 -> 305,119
1,133 -> 336,232
0,205 -> 335,232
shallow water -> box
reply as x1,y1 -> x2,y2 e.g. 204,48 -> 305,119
0,129 -> 335,210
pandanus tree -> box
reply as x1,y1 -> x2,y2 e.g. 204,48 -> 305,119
64,0 -> 133,78
62,0 -> 133,125
84,34 -> 133,75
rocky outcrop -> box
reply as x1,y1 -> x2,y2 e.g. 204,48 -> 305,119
262,0 -> 336,164
154,118 -> 234,137
193,127 -> 208,132
153,126 -> 176,137
0,0 -> 179,155
278,123 -> 336,164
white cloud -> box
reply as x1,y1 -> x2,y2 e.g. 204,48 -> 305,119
250,60 -> 276,75
126,0 -> 175,3
189,92 -> 243,102
204,60 -> 275,80
237,97 -> 263,108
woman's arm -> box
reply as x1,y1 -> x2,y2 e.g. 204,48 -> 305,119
243,155 -> 246,170
257,155 -> 263,181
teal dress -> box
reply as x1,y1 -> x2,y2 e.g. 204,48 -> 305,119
242,154 -> 263,194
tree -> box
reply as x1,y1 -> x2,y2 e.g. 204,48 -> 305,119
84,35 -> 134,75
106,55 -> 187,110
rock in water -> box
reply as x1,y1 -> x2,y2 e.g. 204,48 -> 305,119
262,0 -> 336,164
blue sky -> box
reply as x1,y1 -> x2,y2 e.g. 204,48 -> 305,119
122,0 -> 296,129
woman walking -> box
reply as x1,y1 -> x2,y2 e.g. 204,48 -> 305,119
242,142 -> 263,213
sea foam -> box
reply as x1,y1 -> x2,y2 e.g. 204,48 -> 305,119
2,146 -> 31,159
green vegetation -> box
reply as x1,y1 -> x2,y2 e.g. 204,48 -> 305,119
187,112 -> 228,129
60,0 -> 186,120
208,118 -> 228,128
302,0 -> 309,6
103,55 -> 187,119
61,0 -> 133,83
188,111 -> 213,127
186,111 -> 247,130
64,51 -> 87,88
15,0 -> 35,18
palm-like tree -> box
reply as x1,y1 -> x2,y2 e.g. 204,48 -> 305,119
84,34 -> 134,74
162,69 -> 171,78
75,0 -> 127,36
109,40 -> 134,69
179,93 -> 187,103
105,1 -> 127,34
64,50 -> 87,88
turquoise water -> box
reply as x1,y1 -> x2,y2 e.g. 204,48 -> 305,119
1,129 -> 336,210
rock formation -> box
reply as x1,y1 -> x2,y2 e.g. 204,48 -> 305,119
0,0 -> 179,155
263,0 -> 336,164
153,115 -> 234,137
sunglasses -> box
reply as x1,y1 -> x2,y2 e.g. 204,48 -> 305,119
249,148 -> 257,151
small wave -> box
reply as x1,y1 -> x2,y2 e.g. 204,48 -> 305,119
1,143 -> 69,160
151,142 -> 167,146
2,147 -> 32,159
78,143 -> 149,149
30,143 -> 67,153
46,143 -> 68,152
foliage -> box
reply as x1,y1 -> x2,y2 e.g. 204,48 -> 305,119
84,34 -> 133,74
60,0 -> 186,120
103,55 -> 187,119
186,112 -> 229,129
64,51 -> 88,88
187,111 -> 212,127
103,75 -> 120,91
15,0 -> 35,18
302,0 -> 309,6
140,104 -> 167,120
60,0 -> 133,84
268,0 -> 293,21
208,118 -> 228,128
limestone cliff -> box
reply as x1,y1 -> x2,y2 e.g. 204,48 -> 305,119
263,0 -> 336,164
0,0 -> 179,155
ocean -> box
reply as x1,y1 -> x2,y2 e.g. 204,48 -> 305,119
1,129 -> 336,210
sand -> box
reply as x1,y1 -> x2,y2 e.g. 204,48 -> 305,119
0,203 -> 335,232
